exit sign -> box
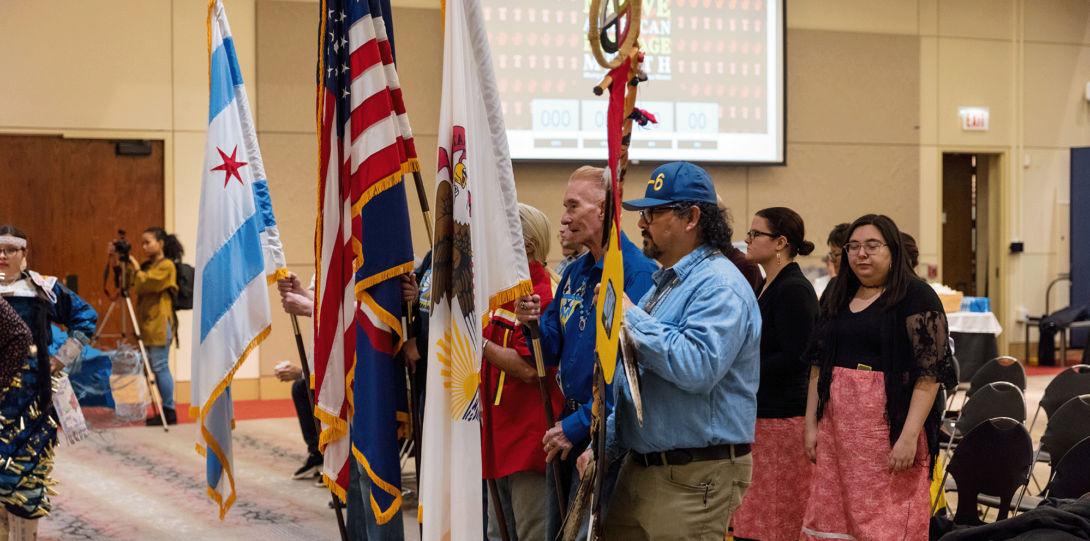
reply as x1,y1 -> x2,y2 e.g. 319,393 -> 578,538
959,107 -> 989,131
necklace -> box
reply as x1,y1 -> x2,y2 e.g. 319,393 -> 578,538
859,283 -> 883,290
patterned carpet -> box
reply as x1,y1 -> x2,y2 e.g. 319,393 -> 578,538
40,418 -> 418,541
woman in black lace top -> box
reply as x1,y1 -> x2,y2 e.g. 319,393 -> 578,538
800,215 -> 955,541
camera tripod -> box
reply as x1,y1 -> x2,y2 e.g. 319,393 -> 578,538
91,260 -> 170,430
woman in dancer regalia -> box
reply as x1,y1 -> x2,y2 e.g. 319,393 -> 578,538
0,225 -> 97,538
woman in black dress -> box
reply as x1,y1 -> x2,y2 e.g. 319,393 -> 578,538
801,215 -> 954,541
731,207 -> 819,541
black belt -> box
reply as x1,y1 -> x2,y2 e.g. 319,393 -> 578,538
560,399 -> 583,418
633,443 -> 751,467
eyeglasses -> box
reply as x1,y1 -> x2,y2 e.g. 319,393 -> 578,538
827,250 -> 842,260
638,205 -> 688,225
0,247 -> 24,257
844,241 -> 887,255
745,230 -> 779,241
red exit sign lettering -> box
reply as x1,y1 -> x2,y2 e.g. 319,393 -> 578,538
959,107 -> 989,131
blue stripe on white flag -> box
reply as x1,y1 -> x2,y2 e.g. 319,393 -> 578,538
199,213 -> 265,341
209,37 -> 244,124
205,387 -> 234,491
252,180 -> 278,228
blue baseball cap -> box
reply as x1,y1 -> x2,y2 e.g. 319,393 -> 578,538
621,161 -> 717,210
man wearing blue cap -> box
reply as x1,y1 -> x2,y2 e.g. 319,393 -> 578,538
579,161 -> 761,540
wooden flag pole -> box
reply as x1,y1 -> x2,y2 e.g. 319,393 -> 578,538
410,170 -> 434,245
526,321 -> 568,519
292,314 -> 349,541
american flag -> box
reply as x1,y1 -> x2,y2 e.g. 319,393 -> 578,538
314,0 -> 417,515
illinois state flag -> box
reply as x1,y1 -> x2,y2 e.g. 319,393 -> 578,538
191,0 -> 288,519
420,0 -> 533,538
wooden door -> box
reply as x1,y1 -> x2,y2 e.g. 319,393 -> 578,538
943,153 -> 975,295
0,135 -> 164,349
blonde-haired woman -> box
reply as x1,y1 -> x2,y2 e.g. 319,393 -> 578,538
480,203 -> 565,541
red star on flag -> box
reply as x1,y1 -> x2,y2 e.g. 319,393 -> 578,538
212,146 -> 248,187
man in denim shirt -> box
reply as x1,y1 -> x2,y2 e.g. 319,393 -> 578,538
580,161 -> 761,540
514,166 -> 657,540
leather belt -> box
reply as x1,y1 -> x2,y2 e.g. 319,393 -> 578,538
633,443 -> 751,467
560,399 -> 583,418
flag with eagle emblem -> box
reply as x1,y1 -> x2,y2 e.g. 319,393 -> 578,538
419,0 -> 533,538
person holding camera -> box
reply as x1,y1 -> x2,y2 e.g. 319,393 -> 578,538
110,227 -> 183,426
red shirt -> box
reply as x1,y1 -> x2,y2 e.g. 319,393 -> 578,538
480,261 -> 565,479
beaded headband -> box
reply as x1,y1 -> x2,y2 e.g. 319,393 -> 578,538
0,236 -> 26,248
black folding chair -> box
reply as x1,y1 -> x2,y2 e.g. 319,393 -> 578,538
1047,436 -> 1090,499
940,381 -> 1025,455
936,418 -> 1033,525
959,357 -> 1026,410
1010,395 -> 1090,513
946,355 -> 963,411
1028,365 -> 1090,433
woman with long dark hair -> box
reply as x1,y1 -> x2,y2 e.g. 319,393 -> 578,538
111,227 -> 183,425
731,207 -> 819,541
0,225 -> 97,537
800,215 -> 955,540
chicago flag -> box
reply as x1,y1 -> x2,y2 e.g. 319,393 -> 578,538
191,0 -> 288,519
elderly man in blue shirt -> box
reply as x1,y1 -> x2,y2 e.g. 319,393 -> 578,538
580,161 -> 761,540
514,165 -> 657,540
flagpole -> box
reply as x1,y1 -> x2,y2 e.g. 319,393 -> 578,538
407,167 -> 431,539
486,478 -> 512,541
400,302 -> 424,539
525,322 -> 567,518
409,170 -> 434,244
292,314 -> 350,541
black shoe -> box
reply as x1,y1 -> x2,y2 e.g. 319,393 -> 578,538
293,454 -> 323,480
146,407 -> 177,426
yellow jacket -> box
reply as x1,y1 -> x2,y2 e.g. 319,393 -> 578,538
128,258 -> 177,346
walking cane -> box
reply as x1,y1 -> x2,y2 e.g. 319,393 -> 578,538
292,314 -> 349,541
526,321 -> 568,520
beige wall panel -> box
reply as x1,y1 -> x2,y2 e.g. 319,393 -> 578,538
174,0 -> 258,133
0,1 -> 172,131
1025,0 -> 1090,45
262,264 -> 315,376
919,146 -> 940,261
1023,43 -> 1090,149
747,143 -> 921,246
786,0 -> 918,35
920,37 -> 939,145
260,376 -> 294,400
1018,253 -> 1058,322
786,30 -> 920,146
172,131 -> 208,382
1021,149 -> 1068,253
938,0 -> 1014,40
176,310 -> 194,382
257,1 -> 320,133
920,0 -> 939,36
937,38 -> 1013,146
177,381 -> 191,406
393,7 -> 445,137
256,133 -> 320,266
232,378 -> 262,401
407,134 -> 439,258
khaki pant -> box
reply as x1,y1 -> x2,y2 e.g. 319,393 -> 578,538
487,470 -> 547,541
602,450 -> 753,541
